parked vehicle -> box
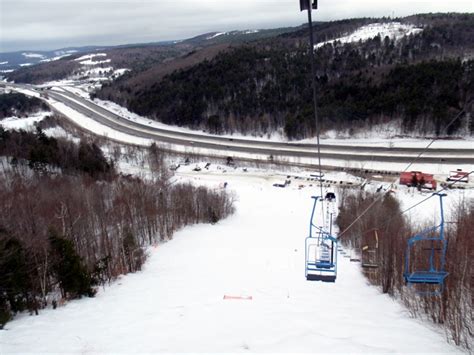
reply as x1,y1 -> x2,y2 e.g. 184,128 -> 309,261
399,171 -> 437,190
447,169 -> 469,183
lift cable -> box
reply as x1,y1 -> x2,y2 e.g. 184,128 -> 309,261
305,2 -> 324,199
352,170 -> 474,242
338,100 -> 473,238
396,170 -> 473,219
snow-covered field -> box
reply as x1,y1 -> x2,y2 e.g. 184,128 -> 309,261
74,53 -> 107,62
19,52 -> 130,86
0,169 -> 461,353
0,111 -> 50,131
22,52 -> 46,60
0,109 -> 79,142
316,22 -> 423,48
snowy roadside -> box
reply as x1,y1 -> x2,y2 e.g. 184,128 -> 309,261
45,93 -> 474,175
34,85 -> 474,149
5,85 -> 473,177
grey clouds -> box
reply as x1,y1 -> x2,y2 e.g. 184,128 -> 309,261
1,0 -> 473,52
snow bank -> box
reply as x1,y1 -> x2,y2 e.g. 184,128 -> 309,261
316,22 -> 423,48
48,99 -> 153,146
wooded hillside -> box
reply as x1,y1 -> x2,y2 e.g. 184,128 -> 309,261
95,13 -> 474,138
0,93 -> 49,119
0,130 -> 235,327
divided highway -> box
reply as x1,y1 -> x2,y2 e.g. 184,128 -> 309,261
11,84 -> 474,168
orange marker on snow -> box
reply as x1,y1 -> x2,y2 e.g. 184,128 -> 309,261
223,295 -> 253,300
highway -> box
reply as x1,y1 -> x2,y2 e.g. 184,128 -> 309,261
10,84 -> 474,168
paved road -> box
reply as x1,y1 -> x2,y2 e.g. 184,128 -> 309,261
13,84 -> 474,167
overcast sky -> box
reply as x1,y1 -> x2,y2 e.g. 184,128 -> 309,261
1,0 -> 473,52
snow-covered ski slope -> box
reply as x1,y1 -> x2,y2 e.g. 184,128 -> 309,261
1,173 -> 458,353
315,22 -> 422,48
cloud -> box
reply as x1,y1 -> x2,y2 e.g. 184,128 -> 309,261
1,0 -> 472,51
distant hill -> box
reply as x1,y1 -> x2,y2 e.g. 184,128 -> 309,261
5,14 -> 473,139
0,47 -> 106,72
94,13 -> 474,138
1,28 -> 296,82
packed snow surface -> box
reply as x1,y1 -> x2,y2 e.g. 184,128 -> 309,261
316,22 -> 423,48
0,171 -> 460,353
0,61 -> 8,65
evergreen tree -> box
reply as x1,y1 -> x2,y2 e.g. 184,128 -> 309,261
48,228 -> 95,299
0,230 -> 32,328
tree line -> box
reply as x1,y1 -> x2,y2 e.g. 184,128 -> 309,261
0,93 -> 49,119
0,133 -> 235,328
0,126 -> 114,179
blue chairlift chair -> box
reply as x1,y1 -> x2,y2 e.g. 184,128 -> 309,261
305,196 -> 338,282
404,193 -> 449,294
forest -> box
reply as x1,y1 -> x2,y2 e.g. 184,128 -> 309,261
94,13 -> 474,139
0,128 -> 235,327
0,126 -> 113,178
0,93 -> 49,119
